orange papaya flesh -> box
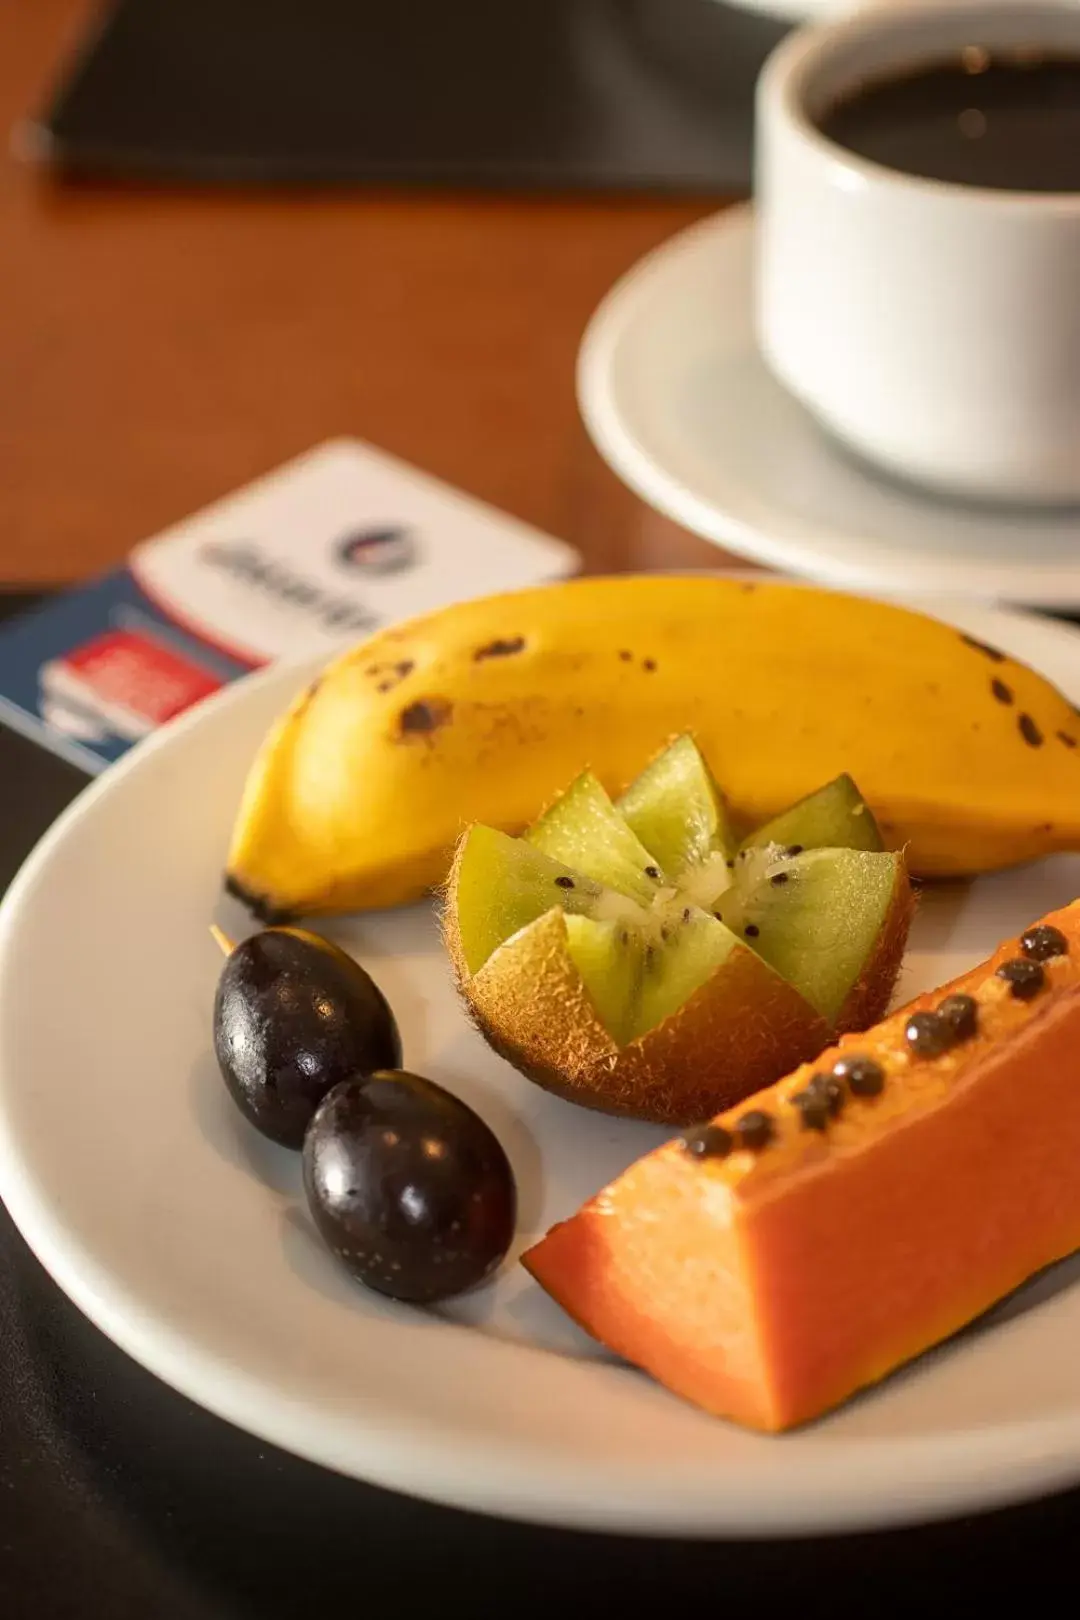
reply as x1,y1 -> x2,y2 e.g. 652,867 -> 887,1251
523,899 -> 1080,1433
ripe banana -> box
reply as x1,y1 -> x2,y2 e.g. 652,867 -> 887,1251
225,575 -> 1080,919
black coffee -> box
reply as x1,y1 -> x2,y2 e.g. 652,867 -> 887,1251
816,48 -> 1080,192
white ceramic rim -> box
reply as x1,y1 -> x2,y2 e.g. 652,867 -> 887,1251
759,0 -> 1080,210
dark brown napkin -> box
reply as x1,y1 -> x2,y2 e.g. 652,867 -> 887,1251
26,0 -> 787,193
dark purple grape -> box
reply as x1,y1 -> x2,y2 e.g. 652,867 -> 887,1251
213,928 -> 401,1148
302,1072 -> 516,1303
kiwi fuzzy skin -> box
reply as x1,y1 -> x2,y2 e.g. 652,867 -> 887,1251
443,904 -> 828,1126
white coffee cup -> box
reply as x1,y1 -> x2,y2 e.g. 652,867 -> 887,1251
755,0 -> 1080,505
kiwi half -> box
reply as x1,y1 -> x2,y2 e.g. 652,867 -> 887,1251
444,737 -> 912,1124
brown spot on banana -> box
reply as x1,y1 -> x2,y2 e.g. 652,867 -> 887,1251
223,872 -> 295,925
474,637 -> 526,660
961,633 -> 1007,662
368,659 -> 415,692
293,677 -> 322,716
398,697 -> 453,738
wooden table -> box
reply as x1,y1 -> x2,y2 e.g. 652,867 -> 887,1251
1,0 -> 739,588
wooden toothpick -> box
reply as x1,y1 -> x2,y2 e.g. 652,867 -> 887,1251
209,923 -> 236,957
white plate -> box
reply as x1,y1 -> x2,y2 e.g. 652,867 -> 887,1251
5,600 -> 1080,1536
579,205 -> 1080,607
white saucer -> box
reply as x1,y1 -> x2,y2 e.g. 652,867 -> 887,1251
578,205 -> 1080,608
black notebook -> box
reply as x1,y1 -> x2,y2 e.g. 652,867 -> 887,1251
25,0 -> 788,194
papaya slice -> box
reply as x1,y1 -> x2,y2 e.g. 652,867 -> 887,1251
523,899 -> 1080,1431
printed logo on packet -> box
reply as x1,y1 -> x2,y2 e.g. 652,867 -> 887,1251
334,525 -> 416,576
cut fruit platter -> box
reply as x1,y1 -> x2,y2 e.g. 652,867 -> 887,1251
4,573 -> 1080,1532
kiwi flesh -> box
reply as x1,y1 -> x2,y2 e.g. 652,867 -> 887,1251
563,914 -> 642,1046
716,845 -> 900,1025
741,773 -> 883,856
631,909 -> 740,1041
452,824 -> 609,976
449,737 -> 906,1047
617,733 -> 736,877
527,771 -> 665,905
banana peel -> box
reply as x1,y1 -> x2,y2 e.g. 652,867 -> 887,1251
225,575 -> 1080,919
